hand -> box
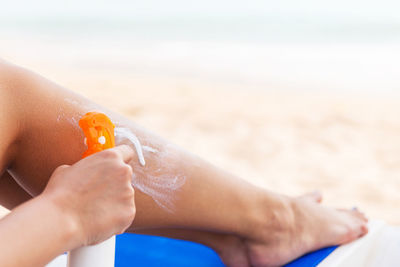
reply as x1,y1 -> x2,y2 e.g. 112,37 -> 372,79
42,145 -> 136,247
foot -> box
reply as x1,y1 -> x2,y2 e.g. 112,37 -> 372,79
243,191 -> 368,267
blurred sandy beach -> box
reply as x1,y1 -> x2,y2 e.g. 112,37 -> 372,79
0,0 -> 400,224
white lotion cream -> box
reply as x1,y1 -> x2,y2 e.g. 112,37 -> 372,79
115,127 -> 146,166
114,127 -> 186,212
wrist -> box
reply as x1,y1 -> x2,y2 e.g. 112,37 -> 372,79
36,193 -> 83,250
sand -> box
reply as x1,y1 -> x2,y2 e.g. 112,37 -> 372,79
1,40 -> 400,225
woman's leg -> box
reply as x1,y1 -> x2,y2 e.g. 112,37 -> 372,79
0,172 -> 364,267
0,173 -> 351,267
0,172 -> 31,210
134,191 -> 367,267
2,61 -> 368,266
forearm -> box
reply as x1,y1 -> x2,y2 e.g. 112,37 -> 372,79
0,195 -> 78,267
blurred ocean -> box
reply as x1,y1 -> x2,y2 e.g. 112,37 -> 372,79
1,0 -> 400,42
1,0 -> 400,93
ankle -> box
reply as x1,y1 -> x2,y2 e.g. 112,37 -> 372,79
248,191 -> 296,242
213,234 -> 244,255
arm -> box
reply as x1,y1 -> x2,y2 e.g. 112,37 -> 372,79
0,144 -> 137,266
0,194 -> 77,267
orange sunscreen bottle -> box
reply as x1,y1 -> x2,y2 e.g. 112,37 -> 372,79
67,112 -> 116,267
78,111 -> 116,157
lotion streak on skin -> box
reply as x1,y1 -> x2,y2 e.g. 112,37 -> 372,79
115,127 -> 187,212
115,128 -> 146,166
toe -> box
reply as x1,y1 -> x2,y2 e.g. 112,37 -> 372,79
354,221 -> 369,239
350,213 -> 369,239
361,223 -> 369,236
337,208 -> 368,223
346,222 -> 367,242
334,209 -> 369,243
299,191 -> 323,203
351,209 -> 368,222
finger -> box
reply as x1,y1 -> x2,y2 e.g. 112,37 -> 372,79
112,145 -> 135,163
